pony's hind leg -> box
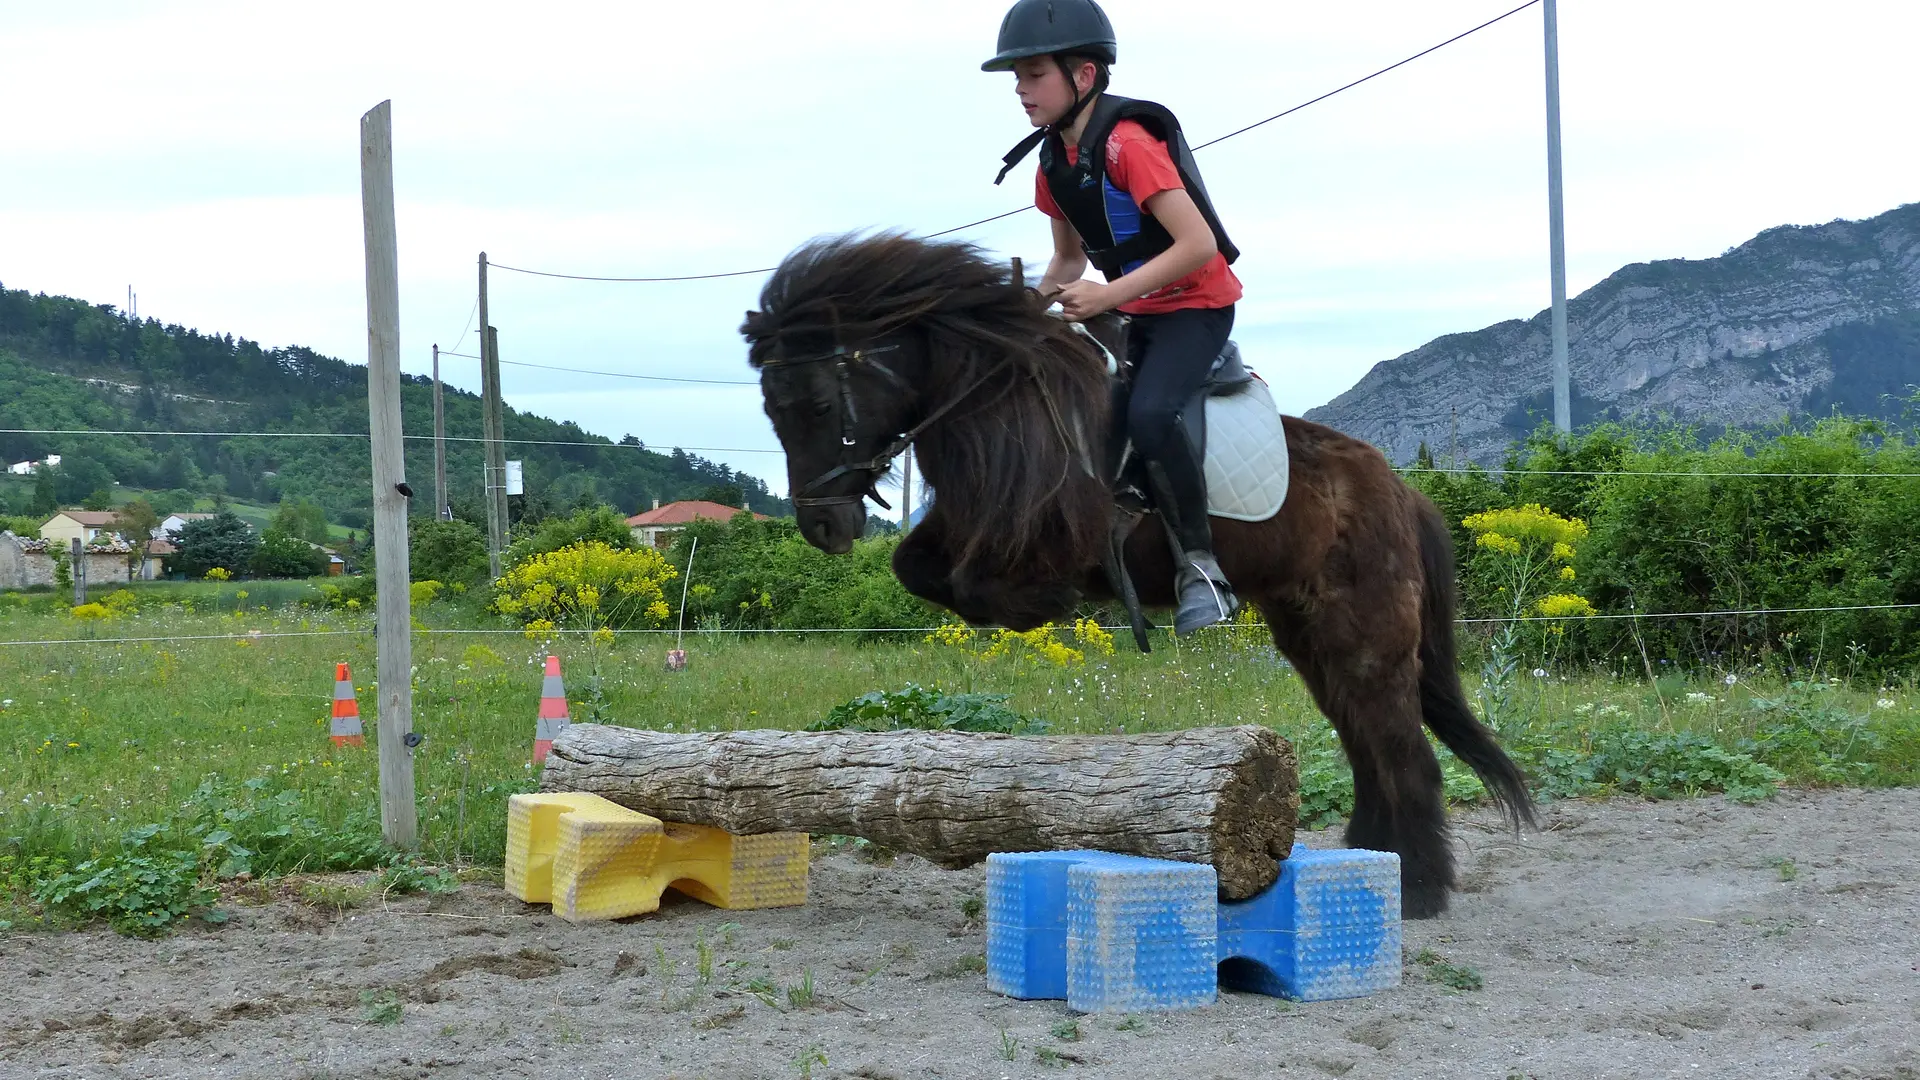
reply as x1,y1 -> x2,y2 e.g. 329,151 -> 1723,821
1261,598 -> 1456,918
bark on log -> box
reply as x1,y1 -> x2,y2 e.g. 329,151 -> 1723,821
541,724 -> 1298,900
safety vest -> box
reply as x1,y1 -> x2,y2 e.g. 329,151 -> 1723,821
1036,95 -> 1239,281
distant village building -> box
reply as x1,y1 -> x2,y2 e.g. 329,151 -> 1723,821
155,512 -> 215,539
626,499 -> 769,551
5,454 -> 61,476
39,510 -> 124,547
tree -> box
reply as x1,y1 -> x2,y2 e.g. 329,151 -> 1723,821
173,511 -> 258,578
113,498 -> 161,577
250,531 -> 327,578
82,489 -> 112,511
699,482 -> 746,509
409,517 -> 489,586
29,467 -> 55,516
505,505 -> 637,567
268,498 -> 331,546
52,454 -> 112,505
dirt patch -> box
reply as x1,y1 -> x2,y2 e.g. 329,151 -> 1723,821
416,947 -> 571,985
3,788 -> 1917,1078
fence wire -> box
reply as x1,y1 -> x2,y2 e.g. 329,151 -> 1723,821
7,601 -> 1916,648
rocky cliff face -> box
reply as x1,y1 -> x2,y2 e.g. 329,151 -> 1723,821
1303,202 -> 1920,464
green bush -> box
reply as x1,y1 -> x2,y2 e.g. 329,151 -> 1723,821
808,685 -> 1048,735
506,505 -> 637,567
410,517 -> 490,586
1406,417 -> 1920,675
667,515 -> 938,635
249,531 -> 327,579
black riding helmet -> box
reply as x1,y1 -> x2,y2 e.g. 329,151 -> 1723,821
980,0 -> 1117,72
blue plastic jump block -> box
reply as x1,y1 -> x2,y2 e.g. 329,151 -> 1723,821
1217,844 -> 1402,1002
986,845 -> 1403,1010
986,850 -> 1217,1012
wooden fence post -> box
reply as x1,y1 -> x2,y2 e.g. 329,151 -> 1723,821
359,99 -> 418,848
70,537 -> 84,606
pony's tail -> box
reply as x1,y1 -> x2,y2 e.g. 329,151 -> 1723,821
1413,495 -> 1538,831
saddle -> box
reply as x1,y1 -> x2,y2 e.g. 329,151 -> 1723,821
1076,313 -> 1291,651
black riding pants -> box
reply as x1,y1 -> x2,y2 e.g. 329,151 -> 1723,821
1124,303 -> 1236,465
1121,303 -> 1235,552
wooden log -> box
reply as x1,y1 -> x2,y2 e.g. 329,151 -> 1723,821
542,724 -> 1298,899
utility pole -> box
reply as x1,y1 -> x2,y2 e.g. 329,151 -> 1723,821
359,99 -> 418,849
901,450 -> 913,529
477,253 -> 504,578
432,344 -> 448,520
1544,0 -> 1571,435
484,326 -> 509,548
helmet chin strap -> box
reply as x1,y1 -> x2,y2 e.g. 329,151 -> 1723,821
993,56 -> 1097,185
1051,54 -> 1095,134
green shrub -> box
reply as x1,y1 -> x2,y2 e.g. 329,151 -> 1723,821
808,685 -> 1048,735
410,517 -> 490,586
250,531 -> 327,578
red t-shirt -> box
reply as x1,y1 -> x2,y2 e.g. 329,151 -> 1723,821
1035,118 -> 1242,316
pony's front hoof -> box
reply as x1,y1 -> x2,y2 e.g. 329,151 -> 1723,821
1402,880 -> 1450,919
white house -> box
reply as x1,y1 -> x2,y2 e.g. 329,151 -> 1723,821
155,512 -> 215,539
7,454 -> 60,476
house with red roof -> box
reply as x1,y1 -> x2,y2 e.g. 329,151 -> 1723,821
626,499 -> 768,551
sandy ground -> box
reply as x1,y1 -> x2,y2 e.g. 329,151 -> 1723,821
4,788 -> 1917,1080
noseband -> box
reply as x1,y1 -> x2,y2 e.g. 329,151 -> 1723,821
761,340 -> 1011,510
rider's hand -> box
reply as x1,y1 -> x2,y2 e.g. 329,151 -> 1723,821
1055,279 -> 1115,322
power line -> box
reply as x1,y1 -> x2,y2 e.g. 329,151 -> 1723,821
0,426 -> 783,454
485,1 -> 1541,285
446,299 -> 478,355
489,261 -> 777,284
500,357 -> 756,386
1189,0 -> 1541,151
0,427 -> 365,440
440,350 -> 757,386
460,434 -> 783,454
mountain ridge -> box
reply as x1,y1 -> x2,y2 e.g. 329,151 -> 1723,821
1303,201 -> 1920,463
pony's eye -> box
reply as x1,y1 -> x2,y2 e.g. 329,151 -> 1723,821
811,399 -> 834,419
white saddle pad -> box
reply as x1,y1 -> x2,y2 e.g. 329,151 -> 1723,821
1204,373 -> 1289,522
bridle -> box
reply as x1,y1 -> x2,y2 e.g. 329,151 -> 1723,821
761,339 -> 1011,510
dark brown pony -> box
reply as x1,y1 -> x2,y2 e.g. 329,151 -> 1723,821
745,233 -> 1534,917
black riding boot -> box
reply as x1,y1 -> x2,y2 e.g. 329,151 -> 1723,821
1144,433 -> 1238,636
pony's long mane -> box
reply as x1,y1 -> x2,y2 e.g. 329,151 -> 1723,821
746,233 -> 1111,575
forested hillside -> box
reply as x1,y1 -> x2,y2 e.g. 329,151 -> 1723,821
0,286 -> 785,525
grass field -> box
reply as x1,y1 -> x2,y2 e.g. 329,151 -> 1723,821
3,578 -> 1917,933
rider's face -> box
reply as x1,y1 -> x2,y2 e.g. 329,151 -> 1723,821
1012,57 -> 1091,128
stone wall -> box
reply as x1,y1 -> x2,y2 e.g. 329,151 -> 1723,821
0,532 -> 131,590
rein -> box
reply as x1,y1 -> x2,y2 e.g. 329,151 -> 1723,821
763,341 -> 1013,510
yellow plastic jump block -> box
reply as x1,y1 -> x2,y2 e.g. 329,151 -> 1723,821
504,792 -> 808,922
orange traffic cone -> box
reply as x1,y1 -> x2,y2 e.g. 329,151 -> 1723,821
331,662 -> 364,748
534,654 -> 570,764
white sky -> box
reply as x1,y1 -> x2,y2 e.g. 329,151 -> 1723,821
3,1 -> 1916,497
